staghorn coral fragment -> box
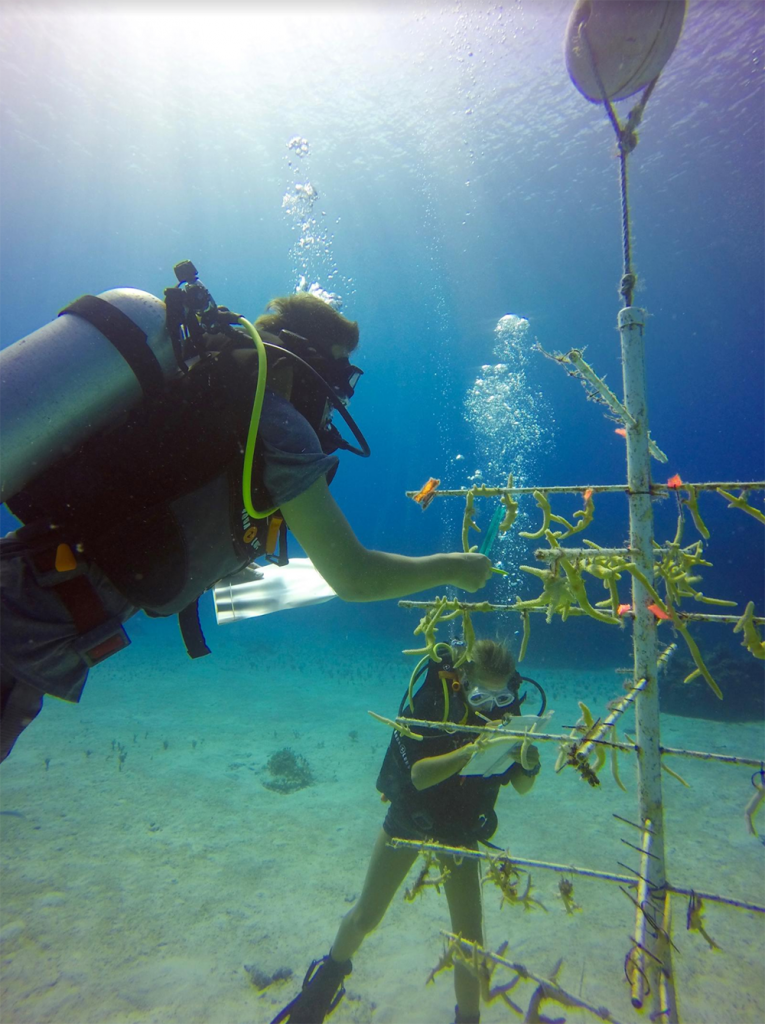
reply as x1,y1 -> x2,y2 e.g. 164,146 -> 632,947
733,601 -> 765,660
368,710 -> 424,741
558,490 -> 595,539
519,719 -> 540,770
682,484 -> 710,539
567,749 -> 601,787
557,877 -> 582,915
426,941 -> 456,986
405,851 -> 451,901
559,554 -> 618,625
519,491 -> 553,540
717,488 -> 765,526
545,347 -> 667,462
610,727 -> 627,792
462,490 -> 481,552
499,473 -> 519,533
519,610 -> 530,663
452,610 -> 476,668
662,763 -> 690,788
686,892 -> 721,951
622,562 -> 723,699
578,702 -> 606,773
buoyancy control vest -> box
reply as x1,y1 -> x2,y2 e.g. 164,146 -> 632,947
7,334 -> 282,617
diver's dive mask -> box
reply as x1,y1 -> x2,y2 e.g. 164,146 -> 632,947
464,668 -> 524,712
269,330 -> 369,457
279,330 -> 363,404
465,685 -> 518,711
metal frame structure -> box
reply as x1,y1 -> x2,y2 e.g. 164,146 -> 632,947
397,312 -> 765,1019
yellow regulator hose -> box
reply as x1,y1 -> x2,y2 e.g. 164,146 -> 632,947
234,315 -> 276,519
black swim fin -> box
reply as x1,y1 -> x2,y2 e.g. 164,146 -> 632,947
270,954 -> 352,1024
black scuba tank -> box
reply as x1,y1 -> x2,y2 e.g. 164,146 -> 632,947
0,288 -> 180,504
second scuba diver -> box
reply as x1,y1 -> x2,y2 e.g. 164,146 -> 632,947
272,638 -> 542,1024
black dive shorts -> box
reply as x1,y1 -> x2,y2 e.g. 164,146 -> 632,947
383,802 -> 496,847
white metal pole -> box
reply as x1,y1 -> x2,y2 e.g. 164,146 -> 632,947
618,305 -> 678,1021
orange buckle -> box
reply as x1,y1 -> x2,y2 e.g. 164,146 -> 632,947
438,670 -> 461,692
265,515 -> 283,555
55,543 -> 77,572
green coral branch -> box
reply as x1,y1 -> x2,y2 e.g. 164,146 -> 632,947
558,554 -> 618,625
562,349 -> 667,463
462,491 -> 480,552
683,485 -> 710,540
519,491 -> 552,540
654,538 -> 734,608
734,602 -> 765,660
455,610 -> 476,668
404,598 -> 459,658
557,492 -> 595,540
717,488 -> 765,526
520,489 -> 597,543
519,610 -> 530,663
517,539 -> 620,627
621,562 -> 722,700
403,597 -> 480,668
499,473 -> 519,533
516,566 -> 574,623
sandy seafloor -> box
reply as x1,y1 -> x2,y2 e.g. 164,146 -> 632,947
1,600 -> 764,1024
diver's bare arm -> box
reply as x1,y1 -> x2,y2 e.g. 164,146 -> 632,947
281,476 -> 491,602
410,745 -> 475,790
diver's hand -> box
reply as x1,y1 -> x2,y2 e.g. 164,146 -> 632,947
467,721 -> 502,758
448,552 -> 493,592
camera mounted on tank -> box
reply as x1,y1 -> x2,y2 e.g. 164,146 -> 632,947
172,259 -> 220,334
173,259 -> 198,286
164,258 -> 230,366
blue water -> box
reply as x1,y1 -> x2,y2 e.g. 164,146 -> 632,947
1,4 -> 764,1023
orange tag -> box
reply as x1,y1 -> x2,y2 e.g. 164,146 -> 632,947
54,543 -> 77,572
667,474 -> 683,489
412,477 -> 440,510
648,603 -> 672,620
583,488 -> 594,504
614,428 -> 627,437
617,604 -> 632,617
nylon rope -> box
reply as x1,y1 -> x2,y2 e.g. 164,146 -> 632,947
578,21 -> 660,308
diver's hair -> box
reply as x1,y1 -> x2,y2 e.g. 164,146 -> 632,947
255,293 -> 359,354
461,639 -> 516,683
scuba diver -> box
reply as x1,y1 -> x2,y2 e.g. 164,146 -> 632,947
272,638 -> 543,1024
0,263 -> 493,762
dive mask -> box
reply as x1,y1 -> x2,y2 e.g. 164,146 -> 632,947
279,330 -> 363,404
466,685 -> 518,710
465,668 -> 524,711
263,330 -> 369,458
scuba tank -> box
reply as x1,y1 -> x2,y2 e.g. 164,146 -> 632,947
0,287 -> 180,504
1,261 -> 370,509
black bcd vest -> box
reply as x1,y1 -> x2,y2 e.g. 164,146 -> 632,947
8,344 -> 278,616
